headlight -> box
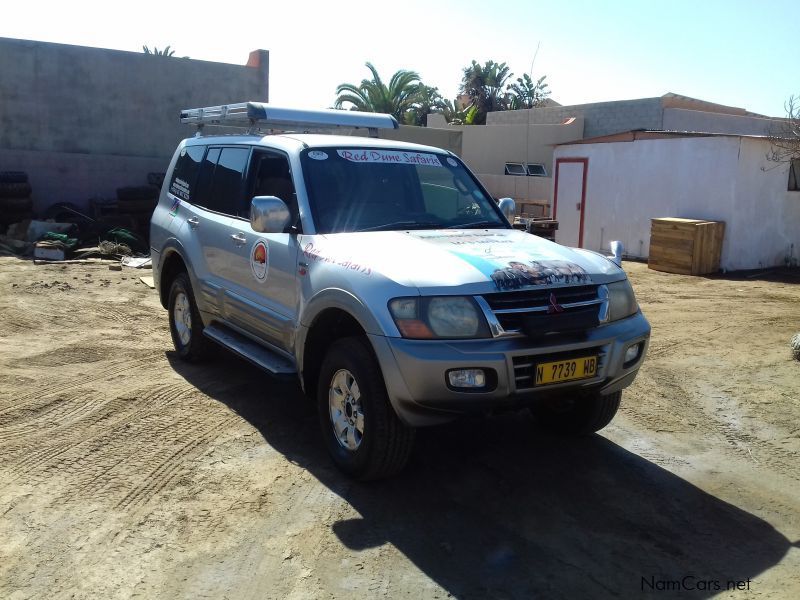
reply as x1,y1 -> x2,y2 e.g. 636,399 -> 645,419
388,296 -> 490,339
606,279 -> 639,321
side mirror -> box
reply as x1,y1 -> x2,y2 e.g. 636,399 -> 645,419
608,240 -> 624,267
498,197 -> 516,222
251,196 -> 291,233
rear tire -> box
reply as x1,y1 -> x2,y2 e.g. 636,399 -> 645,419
168,272 -> 212,361
531,390 -> 622,435
317,336 -> 414,480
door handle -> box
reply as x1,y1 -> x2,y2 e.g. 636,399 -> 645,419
230,233 -> 247,246
187,217 -> 200,229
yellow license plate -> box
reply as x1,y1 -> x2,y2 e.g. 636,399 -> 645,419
535,356 -> 598,385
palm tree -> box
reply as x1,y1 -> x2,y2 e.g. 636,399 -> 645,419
508,73 -> 551,110
142,45 -> 176,57
404,84 -> 446,126
459,60 -> 513,124
334,63 -> 422,121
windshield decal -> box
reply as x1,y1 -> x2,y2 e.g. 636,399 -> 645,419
336,149 -> 443,167
446,157 -> 459,167
308,150 -> 328,160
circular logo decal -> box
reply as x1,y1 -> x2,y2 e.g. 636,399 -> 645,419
250,240 -> 269,283
447,157 -> 458,167
308,150 -> 329,160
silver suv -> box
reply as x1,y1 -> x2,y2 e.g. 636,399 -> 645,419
151,103 -> 650,479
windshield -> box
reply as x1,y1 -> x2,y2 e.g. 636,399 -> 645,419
300,147 -> 508,233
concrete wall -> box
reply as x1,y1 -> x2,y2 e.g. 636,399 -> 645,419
553,136 -> 800,270
0,37 -> 269,211
488,98 -> 665,138
458,120 -> 584,174
379,125 -> 463,157
732,138 -> 800,268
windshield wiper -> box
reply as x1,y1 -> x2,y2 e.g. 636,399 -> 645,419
356,221 -> 442,232
446,220 -> 505,229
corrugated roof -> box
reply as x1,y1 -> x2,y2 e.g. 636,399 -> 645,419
555,130 -> 775,146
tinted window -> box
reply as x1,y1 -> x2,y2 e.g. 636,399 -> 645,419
192,148 -> 220,210
210,148 -> 250,215
168,145 -> 205,201
247,151 -> 297,224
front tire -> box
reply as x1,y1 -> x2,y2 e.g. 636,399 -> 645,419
317,337 -> 414,480
168,272 -> 212,361
531,390 -> 622,435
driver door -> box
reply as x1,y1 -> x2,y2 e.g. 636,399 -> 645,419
223,149 -> 300,352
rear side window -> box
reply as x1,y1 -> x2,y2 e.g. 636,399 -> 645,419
191,147 -> 250,215
168,145 -> 205,201
192,148 -> 221,210
211,148 -> 250,213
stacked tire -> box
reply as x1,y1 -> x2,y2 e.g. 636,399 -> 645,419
0,171 -> 34,228
115,174 -> 163,237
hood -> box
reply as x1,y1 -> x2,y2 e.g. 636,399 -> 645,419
303,229 -> 625,294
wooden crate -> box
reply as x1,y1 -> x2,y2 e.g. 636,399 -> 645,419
648,218 -> 725,275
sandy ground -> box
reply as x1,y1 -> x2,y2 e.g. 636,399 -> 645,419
0,256 -> 798,599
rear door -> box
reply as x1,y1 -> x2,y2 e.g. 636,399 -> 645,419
170,146 -> 238,319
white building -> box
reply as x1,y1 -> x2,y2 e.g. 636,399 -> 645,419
552,131 -> 800,271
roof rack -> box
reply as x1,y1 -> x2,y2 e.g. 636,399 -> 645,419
179,102 -> 399,137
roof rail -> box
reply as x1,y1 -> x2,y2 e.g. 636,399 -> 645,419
179,102 -> 399,137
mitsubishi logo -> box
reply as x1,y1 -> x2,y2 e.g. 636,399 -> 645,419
547,292 -> 564,314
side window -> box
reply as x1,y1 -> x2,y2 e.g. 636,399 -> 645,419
209,147 -> 250,215
247,151 -> 298,226
416,165 -> 485,221
192,147 -> 250,215
192,148 -> 220,210
168,145 -> 205,201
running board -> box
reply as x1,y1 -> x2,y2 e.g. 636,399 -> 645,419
203,324 -> 297,379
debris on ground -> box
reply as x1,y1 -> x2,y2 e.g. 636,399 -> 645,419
791,333 -> 800,361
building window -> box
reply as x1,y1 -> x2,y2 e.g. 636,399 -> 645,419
504,162 -> 527,176
526,163 -> 547,177
789,159 -> 800,192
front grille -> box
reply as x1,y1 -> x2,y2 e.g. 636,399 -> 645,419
513,347 -> 607,390
482,285 -> 602,333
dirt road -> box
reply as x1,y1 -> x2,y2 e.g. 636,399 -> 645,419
0,257 -> 798,599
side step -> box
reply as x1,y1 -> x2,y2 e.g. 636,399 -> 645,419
204,324 -> 297,380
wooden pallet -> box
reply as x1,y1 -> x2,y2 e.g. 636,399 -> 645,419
648,218 -> 725,275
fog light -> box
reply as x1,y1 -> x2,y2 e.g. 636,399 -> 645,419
448,369 -> 486,388
624,343 -> 641,364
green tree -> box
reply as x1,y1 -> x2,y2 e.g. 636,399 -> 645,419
459,60 -> 513,124
142,45 -> 176,57
335,63 -> 422,121
404,84 -> 446,126
507,73 -> 551,110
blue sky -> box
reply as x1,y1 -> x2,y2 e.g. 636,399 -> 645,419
2,0 -> 797,116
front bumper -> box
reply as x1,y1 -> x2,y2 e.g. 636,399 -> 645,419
370,311 -> 650,427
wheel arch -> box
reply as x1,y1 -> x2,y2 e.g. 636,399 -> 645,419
299,307 -> 369,401
156,240 -> 194,309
